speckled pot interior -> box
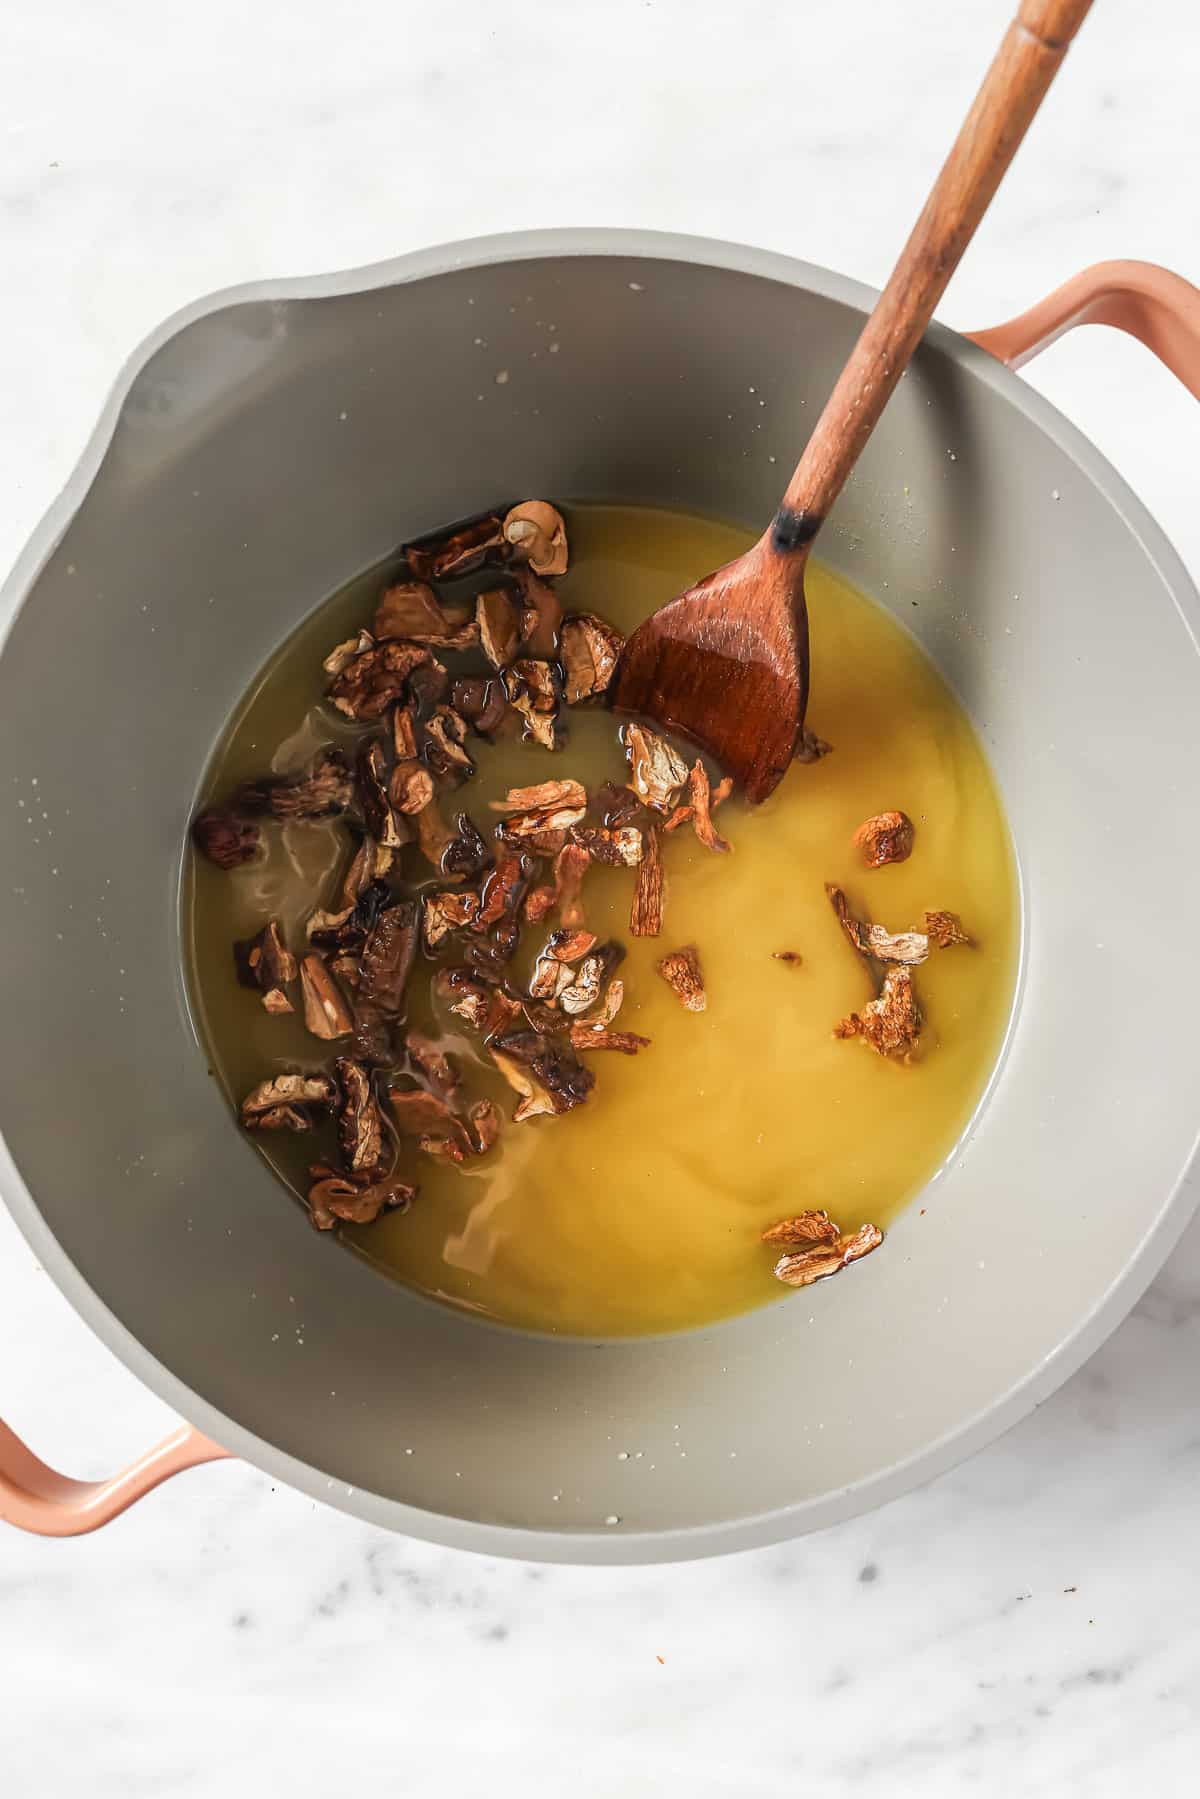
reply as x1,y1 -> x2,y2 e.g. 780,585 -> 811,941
2,231 -> 1198,1562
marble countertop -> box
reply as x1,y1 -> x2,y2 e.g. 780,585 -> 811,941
3,1 -> 1199,1791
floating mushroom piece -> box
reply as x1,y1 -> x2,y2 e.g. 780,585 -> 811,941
505,658 -> 559,750
656,945 -> 706,1012
234,748 -> 355,822
192,810 -> 260,870
329,641 -> 442,721
560,613 -> 623,704
476,587 -> 521,670
234,918 -> 298,1013
307,1162 -> 416,1230
502,501 -> 569,577
425,705 -> 475,778
334,1056 -> 385,1175
405,511 -> 509,582
240,1073 -> 337,1132
373,580 -> 475,647
300,955 -> 355,1040
623,723 -> 689,813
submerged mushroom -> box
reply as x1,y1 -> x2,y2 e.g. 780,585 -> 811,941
505,658 -> 559,750
192,810 -> 260,870
476,587 -> 521,670
373,580 -> 476,647
623,723 -> 689,813
334,1056 -> 384,1175
234,918 -> 298,1013
300,955 -> 355,1040
234,749 -> 355,822
560,613 -> 623,703
502,501 -> 569,577
405,511 -> 509,582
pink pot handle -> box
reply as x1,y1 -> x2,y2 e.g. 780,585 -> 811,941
0,1415 -> 229,1536
965,258 -> 1200,397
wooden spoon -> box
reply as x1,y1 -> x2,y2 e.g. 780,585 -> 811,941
612,0 -> 1095,802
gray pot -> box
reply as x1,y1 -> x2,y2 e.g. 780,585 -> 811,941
3,231 -> 1199,1561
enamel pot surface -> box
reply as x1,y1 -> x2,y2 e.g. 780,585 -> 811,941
2,233 -> 1199,1560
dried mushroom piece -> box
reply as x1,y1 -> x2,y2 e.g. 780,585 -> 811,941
925,909 -> 973,948
341,837 -> 394,906
825,883 -> 875,961
523,884 -> 556,925
593,978 -> 625,1026
234,919 -> 297,1013
405,511 -> 509,583
307,1163 -> 416,1230
862,924 -> 928,966
406,1032 -> 459,1103
760,1210 -> 840,1248
391,759 -> 435,816
505,658 -> 559,750
235,749 -> 355,822
435,967 -> 522,1039
476,587 -> 521,670
685,762 -> 731,853
624,723 -> 689,813
596,781 -> 648,830
425,705 -> 475,778
373,580 -> 475,646
795,729 -> 833,764
192,810 -> 260,870
323,629 -> 375,677
835,966 -> 922,1061
413,793 -> 459,873
773,1222 -> 883,1288
569,1023 -> 650,1055
657,945 -> 706,1012
300,955 -> 355,1040
389,1087 -> 474,1161
333,1057 -> 384,1176
490,1030 -> 595,1121
553,841 -> 591,930
559,943 -> 623,1017
468,1097 -> 502,1154
491,779 -> 587,814
570,825 -> 643,867
503,501 -> 568,577
391,704 -> 420,760
451,674 -> 510,737
630,825 -> 664,937
423,890 -> 480,949
475,846 -> 534,931
329,641 -> 442,721
854,810 -> 915,868
496,794 -> 588,843
664,774 -> 733,835
357,740 -> 406,849
357,900 -> 418,1019
560,613 -> 623,704
240,1073 -> 337,1131
512,567 -> 563,659
442,811 -> 492,882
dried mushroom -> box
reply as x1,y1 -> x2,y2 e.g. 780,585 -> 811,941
773,1222 -> 883,1288
307,1164 -> 415,1230
406,1032 -> 459,1102
475,846 -> 533,931
476,587 -> 520,670
357,740 -> 406,849
496,794 -> 587,842
505,658 -> 559,750
300,955 -> 355,1040
684,762 -> 731,853
373,580 -> 476,647
357,900 -> 418,1019
425,705 -> 475,778
570,1025 -> 650,1055
570,825 -> 643,867
192,810 -> 260,869
389,1087 -> 474,1161
760,1210 -> 840,1248
235,749 -> 355,822
664,774 -> 732,836
334,1057 -> 384,1175
435,967 -> 522,1039
552,841 -> 591,930
451,674 -> 510,736
657,945 -> 706,1012
630,825 -> 664,937
559,944 -> 623,1017
413,793 -> 459,872
234,919 -> 297,1013
512,567 -> 563,659
492,779 -> 587,815
323,630 -> 375,677
490,1031 -> 595,1121
391,704 -> 419,760
835,966 -> 922,1060
854,810 -> 915,868
423,890 -> 479,949
925,909 -> 973,948
560,613 -> 622,704
390,759 -> 435,816
405,511 -> 508,582
341,837 -> 394,906
329,641 -> 441,721
240,1073 -> 336,1132
523,884 -> 556,925
468,1097 -> 502,1153
862,924 -> 928,966
503,501 -> 568,577
442,811 -> 493,881
624,723 -> 689,813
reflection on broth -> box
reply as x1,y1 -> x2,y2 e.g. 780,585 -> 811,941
185,505 -> 1018,1336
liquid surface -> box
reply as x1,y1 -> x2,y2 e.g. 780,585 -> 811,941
186,505 -> 1018,1336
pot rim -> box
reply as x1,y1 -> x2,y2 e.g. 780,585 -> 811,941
3,226 -> 1199,1563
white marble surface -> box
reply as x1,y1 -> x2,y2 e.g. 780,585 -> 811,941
3,1 -> 1200,1791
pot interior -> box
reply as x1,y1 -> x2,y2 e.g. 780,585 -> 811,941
2,241 -> 1198,1554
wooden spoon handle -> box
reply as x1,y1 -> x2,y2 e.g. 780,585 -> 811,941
773,0 -> 1095,551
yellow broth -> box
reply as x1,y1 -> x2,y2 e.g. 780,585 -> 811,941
185,505 -> 1018,1336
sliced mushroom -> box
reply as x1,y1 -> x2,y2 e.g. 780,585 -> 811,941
624,723 -> 689,813
307,1162 -> 416,1230
490,778 -> 587,814
511,567 -> 563,658
496,797 -> 588,843
553,841 -> 591,930
434,966 -> 522,1039
450,674 -> 511,738
391,703 -> 420,760
234,749 -> 356,823
333,1057 -> 384,1175
925,909 -> 973,948
391,759 -> 435,816
442,811 -> 493,882
425,705 -> 475,778
560,613 -> 623,703
373,580 -> 476,647
559,944 -> 623,1017
505,658 -> 559,750
502,501 -> 569,577
684,761 -> 731,853
476,587 -> 520,669
388,1087 -> 474,1160
761,1210 -> 840,1248
357,899 -> 418,1018
795,728 -> 833,764
834,967 -> 922,1061
568,1025 -> 650,1055
406,1031 -> 460,1102
240,1073 -> 337,1129
323,629 -> 376,678
413,793 -> 459,873
474,845 -> 534,931
423,890 -> 480,950
357,740 -> 406,850
299,955 -> 355,1040
329,641 -> 442,721
468,1098 -> 502,1154
405,511 -> 509,583
570,824 -> 644,867
773,1222 -> 883,1287
630,825 -> 664,937
490,1030 -> 595,1122
234,919 -> 298,1013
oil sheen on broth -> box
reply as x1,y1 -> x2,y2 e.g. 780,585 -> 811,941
186,505 -> 1018,1336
